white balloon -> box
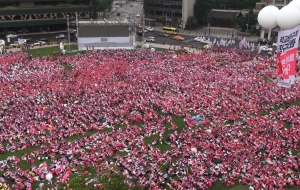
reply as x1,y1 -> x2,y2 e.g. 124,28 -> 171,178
46,173 -> 53,181
258,6 -> 279,29
277,5 -> 300,29
289,0 -> 300,11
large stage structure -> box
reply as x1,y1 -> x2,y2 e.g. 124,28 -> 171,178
77,20 -> 135,50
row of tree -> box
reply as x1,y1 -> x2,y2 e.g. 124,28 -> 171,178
193,0 -> 260,24
90,0 -> 114,18
185,0 -> 260,31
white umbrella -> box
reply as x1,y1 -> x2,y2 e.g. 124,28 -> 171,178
191,147 -> 197,153
46,173 -> 53,181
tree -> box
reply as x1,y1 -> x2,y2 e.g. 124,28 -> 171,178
194,0 -> 215,25
193,0 -> 260,25
95,0 -> 114,12
186,16 -> 198,30
231,10 -> 258,32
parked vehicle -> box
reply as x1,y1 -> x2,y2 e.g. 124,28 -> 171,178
137,30 -> 143,35
10,41 -> 24,48
143,28 -> 148,33
146,36 -> 155,42
146,27 -> 153,31
6,31 -> 16,35
55,34 -> 65,39
6,34 -> 18,38
259,46 -> 273,52
18,37 -> 32,42
39,38 -> 48,42
194,36 -> 212,44
173,35 -> 184,41
137,24 -> 143,29
18,29 -> 29,33
159,32 -> 169,37
33,41 -> 46,46
257,38 -> 272,45
0,39 -> 5,46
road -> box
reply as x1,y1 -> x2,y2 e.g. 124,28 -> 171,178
108,1 -> 143,22
141,30 -> 269,52
5,31 -> 70,46
3,0 -> 273,57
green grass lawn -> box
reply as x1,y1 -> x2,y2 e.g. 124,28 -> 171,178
26,44 -> 81,57
26,44 -> 169,58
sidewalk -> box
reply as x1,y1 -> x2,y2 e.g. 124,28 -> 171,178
7,42 -> 200,54
7,43 -> 74,53
17,30 -> 66,36
137,42 -> 201,54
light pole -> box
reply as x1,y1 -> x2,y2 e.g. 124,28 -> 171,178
67,15 -> 71,52
76,13 -> 79,50
142,14 -> 145,43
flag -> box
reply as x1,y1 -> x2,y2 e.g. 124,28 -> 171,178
213,38 -> 216,44
227,39 -> 232,46
239,37 -> 247,49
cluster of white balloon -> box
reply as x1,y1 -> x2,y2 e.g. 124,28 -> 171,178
258,0 -> 300,30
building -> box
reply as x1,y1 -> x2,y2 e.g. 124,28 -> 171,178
254,0 -> 292,13
210,9 -> 249,28
77,20 -> 135,50
254,0 -> 292,39
0,0 -> 92,34
143,0 -> 196,28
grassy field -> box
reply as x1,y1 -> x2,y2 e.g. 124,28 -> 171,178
26,44 -> 82,57
2,46 -> 300,190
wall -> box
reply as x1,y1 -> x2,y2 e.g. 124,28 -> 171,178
181,0 -> 195,28
77,24 -> 133,49
78,25 -> 130,37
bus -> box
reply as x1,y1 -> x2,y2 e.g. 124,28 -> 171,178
162,27 -> 178,34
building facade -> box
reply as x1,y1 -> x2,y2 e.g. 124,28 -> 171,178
254,0 -> 292,13
143,0 -> 195,28
77,21 -> 134,50
0,0 -> 92,34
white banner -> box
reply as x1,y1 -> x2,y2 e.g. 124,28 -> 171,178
276,25 -> 300,87
277,25 -> 300,54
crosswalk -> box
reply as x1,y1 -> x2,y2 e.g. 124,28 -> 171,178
118,8 -> 142,12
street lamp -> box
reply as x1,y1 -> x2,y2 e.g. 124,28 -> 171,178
67,15 -> 71,52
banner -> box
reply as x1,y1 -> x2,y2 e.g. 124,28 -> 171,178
277,25 -> 300,87
18,38 -> 26,44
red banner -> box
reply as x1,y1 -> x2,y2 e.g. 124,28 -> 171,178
278,48 -> 297,79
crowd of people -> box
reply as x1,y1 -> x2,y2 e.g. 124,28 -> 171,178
0,47 -> 299,190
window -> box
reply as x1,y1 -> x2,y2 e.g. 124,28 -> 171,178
274,0 -> 284,4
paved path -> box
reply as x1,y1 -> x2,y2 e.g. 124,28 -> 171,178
7,42 -> 201,54
137,42 -> 204,54
7,44 -> 55,53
